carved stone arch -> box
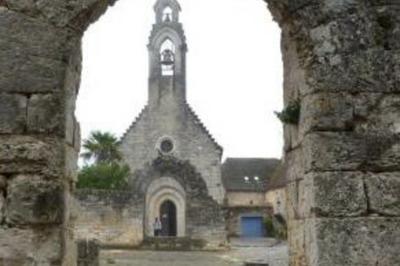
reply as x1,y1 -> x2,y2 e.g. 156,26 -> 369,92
132,156 -> 210,198
154,0 -> 182,23
150,27 -> 185,51
145,177 -> 186,237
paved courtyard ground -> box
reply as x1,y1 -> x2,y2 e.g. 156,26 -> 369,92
100,238 -> 288,266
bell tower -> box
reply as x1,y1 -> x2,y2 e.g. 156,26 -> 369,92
148,0 -> 187,108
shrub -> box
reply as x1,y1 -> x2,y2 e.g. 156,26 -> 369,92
264,217 -> 276,237
77,163 -> 130,190
275,99 -> 300,125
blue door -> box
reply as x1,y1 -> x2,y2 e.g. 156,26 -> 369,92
241,216 -> 264,237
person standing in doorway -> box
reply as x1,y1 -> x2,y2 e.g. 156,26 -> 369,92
154,217 -> 162,237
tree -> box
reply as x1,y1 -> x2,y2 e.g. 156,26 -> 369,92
81,131 -> 122,164
77,131 -> 130,190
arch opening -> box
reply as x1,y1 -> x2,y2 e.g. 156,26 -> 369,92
160,38 -> 176,76
160,200 -> 177,236
145,177 -> 186,237
162,6 -> 173,22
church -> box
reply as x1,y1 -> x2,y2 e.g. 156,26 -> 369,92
118,0 -> 227,247
74,0 -> 285,250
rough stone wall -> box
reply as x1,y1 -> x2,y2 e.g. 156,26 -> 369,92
266,0 -> 400,265
265,188 -> 287,219
120,103 -> 225,203
74,189 -> 144,247
226,192 -> 268,207
0,1 -> 118,264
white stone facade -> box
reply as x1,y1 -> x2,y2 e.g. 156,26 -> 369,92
119,0 -> 225,204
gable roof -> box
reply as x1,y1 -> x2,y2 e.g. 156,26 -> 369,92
222,158 -> 282,192
120,105 -> 148,143
185,104 -> 223,153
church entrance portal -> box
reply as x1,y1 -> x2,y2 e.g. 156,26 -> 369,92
160,200 -> 177,237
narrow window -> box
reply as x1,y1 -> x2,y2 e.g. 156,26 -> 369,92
160,39 -> 175,76
162,6 -> 173,22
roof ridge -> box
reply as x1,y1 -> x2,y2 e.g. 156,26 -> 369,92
120,105 -> 149,142
185,103 -> 223,153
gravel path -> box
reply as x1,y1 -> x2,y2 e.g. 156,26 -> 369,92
100,238 -> 288,266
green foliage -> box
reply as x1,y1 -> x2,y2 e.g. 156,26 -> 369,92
77,130 -> 130,190
77,163 -> 130,190
264,215 -> 288,240
273,214 -> 288,240
264,217 -> 275,237
275,100 -> 300,125
81,131 -> 122,164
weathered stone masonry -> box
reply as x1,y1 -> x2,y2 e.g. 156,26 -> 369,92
266,0 -> 400,265
0,1 -> 115,264
0,0 -> 399,265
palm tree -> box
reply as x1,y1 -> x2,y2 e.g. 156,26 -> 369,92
81,131 -> 122,164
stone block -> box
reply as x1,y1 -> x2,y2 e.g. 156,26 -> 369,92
0,136 -> 64,177
0,93 -> 27,134
310,217 -> 400,266
285,147 -> 305,183
300,93 -> 354,135
287,219 -> 306,266
74,119 -> 82,152
283,124 -> 301,152
362,132 -> 400,172
354,93 -> 400,135
5,0 -> 111,30
0,8 -> 78,61
0,227 -> 63,264
303,132 -> 366,172
0,175 -> 6,190
0,191 -> 4,223
27,93 -> 65,134
307,172 -> 367,217
66,113 -> 75,146
65,146 -> 79,182
0,9 -> 81,94
0,50 -> 68,94
365,172 -> 400,216
286,180 -> 309,220
77,239 -> 100,266
5,175 -> 64,225
306,49 -> 400,94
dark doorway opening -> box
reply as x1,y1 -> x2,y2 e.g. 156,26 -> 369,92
160,200 -> 177,236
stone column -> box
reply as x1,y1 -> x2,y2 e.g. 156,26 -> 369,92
266,0 -> 400,265
0,0 -> 116,264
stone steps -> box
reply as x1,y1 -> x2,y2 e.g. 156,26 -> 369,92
139,237 -> 207,251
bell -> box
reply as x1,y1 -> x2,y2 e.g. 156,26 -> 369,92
164,13 -> 172,22
161,49 -> 174,65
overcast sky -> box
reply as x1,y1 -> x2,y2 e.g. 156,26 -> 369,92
76,0 -> 283,160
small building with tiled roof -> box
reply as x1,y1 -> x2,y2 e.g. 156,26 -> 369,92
222,158 -> 286,238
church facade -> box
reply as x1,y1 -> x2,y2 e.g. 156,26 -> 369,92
118,0 -> 226,246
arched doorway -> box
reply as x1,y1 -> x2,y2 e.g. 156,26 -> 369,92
160,200 -> 177,236
145,177 -> 186,237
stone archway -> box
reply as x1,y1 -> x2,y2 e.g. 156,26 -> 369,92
145,177 -> 186,237
0,0 -> 399,265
